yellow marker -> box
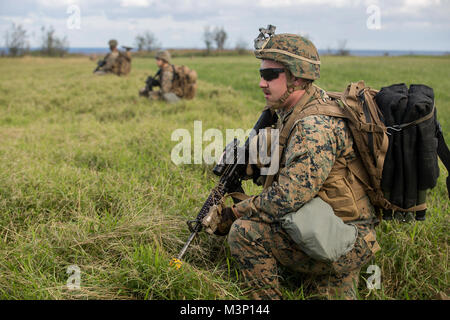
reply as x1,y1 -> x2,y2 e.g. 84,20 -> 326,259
170,258 -> 183,270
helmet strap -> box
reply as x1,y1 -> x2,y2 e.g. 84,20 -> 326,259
268,70 -> 311,109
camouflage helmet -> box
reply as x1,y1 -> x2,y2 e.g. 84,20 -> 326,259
254,33 -> 320,80
108,39 -> 118,48
155,50 -> 171,63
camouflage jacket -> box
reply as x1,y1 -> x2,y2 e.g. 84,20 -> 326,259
157,64 -> 174,94
234,85 -> 363,223
102,51 -> 119,71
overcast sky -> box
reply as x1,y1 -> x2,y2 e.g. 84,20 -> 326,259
1,0 -> 449,51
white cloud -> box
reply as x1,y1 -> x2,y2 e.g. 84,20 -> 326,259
37,0 -> 79,6
382,0 -> 444,16
403,0 -> 440,7
0,0 -> 448,50
258,0 -> 365,8
120,0 -> 153,7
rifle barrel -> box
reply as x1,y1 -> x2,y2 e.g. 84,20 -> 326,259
176,230 -> 197,261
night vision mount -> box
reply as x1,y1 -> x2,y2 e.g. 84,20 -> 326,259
254,24 -> 276,50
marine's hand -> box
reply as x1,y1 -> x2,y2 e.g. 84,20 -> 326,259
202,204 -> 221,235
202,205 -> 239,236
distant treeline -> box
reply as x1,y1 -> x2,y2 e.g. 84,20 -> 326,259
133,48 -> 253,59
1,23 -> 251,58
4,22 -> 448,59
2,23 -> 69,57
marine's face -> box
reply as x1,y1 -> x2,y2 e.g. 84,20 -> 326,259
259,60 -> 287,105
156,58 -> 164,68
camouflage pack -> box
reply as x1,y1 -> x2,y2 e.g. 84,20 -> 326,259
276,81 -> 449,221
114,51 -> 132,76
171,65 -> 197,100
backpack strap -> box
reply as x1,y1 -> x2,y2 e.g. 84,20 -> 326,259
171,64 -> 180,80
340,89 -> 389,177
262,89 -> 347,190
386,103 -> 436,132
263,86 -> 315,189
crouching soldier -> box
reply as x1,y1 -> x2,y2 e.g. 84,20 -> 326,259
201,27 -> 381,300
139,50 -> 181,104
94,39 -> 132,76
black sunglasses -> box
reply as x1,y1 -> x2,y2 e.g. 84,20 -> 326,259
259,68 -> 285,81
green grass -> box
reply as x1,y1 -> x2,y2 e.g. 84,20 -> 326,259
0,55 -> 448,299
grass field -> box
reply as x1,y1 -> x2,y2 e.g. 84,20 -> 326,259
0,54 -> 448,299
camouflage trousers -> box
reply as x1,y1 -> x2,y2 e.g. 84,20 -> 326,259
149,91 -> 181,104
227,217 -> 380,300
138,88 -> 181,104
94,70 -> 111,76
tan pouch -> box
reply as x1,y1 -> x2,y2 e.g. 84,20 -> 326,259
363,231 -> 381,255
318,175 -> 359,222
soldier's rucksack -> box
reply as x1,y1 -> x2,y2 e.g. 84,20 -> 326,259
298,81 -> 449,221
171,65 -> 198,99
112,51 -> 132,76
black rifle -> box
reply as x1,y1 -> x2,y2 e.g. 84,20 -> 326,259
171,108 -> 278,268
93,59 -> 106,73
145,69 -> 161,92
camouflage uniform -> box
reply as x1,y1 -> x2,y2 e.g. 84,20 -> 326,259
140,50 -> 181,103
225,30 -> 380,300
148,64 -> 180,103
229,85 -> 380,299
102,51 -> 120,72
94,51 -> 119,75
95,39 -> 132,76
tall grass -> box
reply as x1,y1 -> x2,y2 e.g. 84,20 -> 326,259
0,55 -> 448,299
